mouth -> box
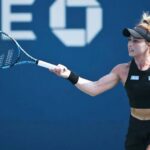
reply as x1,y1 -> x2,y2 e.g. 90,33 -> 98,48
129,49 -> 134,52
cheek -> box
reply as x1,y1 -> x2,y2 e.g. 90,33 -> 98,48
135,44 -> 147,53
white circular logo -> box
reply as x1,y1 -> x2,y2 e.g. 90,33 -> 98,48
49,0 -> 103,47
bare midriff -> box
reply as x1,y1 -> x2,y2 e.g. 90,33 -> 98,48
131,107 -> 150,120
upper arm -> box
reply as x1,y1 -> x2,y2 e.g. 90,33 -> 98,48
94,65 -> 121,95
75,63 -> 128,96
96,71 -> 120,91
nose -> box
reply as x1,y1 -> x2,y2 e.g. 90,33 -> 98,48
128,41 -> 133,49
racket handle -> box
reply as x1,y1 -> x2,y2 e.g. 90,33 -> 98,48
37,60 -> 56,70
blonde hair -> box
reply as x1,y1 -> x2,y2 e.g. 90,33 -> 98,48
137,12 -> 150,32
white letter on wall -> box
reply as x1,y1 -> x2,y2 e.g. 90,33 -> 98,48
1,0 -> 36,40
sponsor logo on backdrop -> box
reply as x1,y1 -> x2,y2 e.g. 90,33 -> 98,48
1,0 -> 36,40
1,0 -> 103,47
50,0 -> 103,47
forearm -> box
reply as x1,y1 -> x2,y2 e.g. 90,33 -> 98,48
67,71 -> 119,97
75,77 -> 97,96
67,72 -> 98,96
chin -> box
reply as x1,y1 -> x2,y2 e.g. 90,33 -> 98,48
128,53 -> 135,57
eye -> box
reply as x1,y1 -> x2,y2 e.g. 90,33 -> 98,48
127,38 -> 132,42
132,39 -> 139,43
127,38 -> 142,43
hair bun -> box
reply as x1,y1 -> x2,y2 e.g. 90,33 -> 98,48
142,12 -> 150,25
143,20 -> 150,25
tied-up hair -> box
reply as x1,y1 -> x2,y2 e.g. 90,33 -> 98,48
122,12 -> 150,44
138,12 -> 150,32
143,20 -> 150,25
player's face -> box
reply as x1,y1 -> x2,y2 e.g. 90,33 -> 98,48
127,36 -> 149,57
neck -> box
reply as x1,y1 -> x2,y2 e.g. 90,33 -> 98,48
134,53 -> 150,70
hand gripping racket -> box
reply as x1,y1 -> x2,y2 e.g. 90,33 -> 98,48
0,31 -> 56,70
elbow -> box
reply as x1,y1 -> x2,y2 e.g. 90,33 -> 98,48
90,94 -> 96,97
86,88 -> 100,97
88,92 -> 98,97
88,89 -> 104,97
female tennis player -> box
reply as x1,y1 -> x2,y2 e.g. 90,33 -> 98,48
50,12 -> 150,150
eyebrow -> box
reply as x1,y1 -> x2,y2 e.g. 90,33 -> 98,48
128,37 -> 143,40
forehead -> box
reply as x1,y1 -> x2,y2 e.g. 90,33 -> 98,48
128,36 -> 144,41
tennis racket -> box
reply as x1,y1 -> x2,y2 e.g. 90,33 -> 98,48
0,31 -> 56,70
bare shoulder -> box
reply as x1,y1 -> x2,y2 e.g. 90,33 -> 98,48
111,61 -> 131,78
109,61 -> 131,85
111,62 -> 130,72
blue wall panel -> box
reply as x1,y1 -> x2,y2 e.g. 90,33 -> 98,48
0,0 -> 149,149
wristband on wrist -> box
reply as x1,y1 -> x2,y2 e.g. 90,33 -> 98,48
67,71 -> 79,85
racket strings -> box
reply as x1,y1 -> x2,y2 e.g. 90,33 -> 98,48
10,54 -> 20,67
0,31 -> 37,69
5,49 -> 14,66
0,32 -> 20,69
0,54 -> 5,67
0,49 -> 16,68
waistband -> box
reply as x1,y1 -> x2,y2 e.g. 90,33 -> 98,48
129,114 -> 150,131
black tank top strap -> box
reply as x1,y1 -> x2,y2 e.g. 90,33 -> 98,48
124,59 -> 135,87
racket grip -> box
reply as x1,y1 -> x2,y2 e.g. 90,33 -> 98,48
37,60 -> 56,70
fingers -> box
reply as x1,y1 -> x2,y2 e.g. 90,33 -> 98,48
58,64 -> 67,72
49,64 -> 67,76
54,67 -> 61,75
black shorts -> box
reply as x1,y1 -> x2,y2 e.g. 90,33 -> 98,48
125,115 -> 150,150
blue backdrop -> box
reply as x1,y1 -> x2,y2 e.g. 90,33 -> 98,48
0,0 -> 150,150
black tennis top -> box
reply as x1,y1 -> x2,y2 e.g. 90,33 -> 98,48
124,59 -> 150,108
